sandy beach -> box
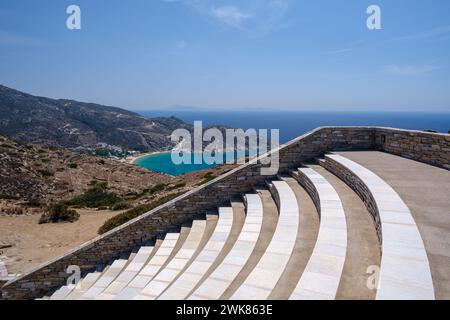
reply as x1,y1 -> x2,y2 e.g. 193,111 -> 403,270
126,150 -> 170,165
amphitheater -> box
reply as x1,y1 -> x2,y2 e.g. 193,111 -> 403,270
1,127 -> 449,300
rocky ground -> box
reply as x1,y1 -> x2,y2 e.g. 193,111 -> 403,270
0,134 -> 237,275
0,209 -> 120,276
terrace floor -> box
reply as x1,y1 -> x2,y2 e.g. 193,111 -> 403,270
336,151 -> 450,300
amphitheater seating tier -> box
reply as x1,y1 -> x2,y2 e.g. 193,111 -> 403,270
42,151 -> 447,301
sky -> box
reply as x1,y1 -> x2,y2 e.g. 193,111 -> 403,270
0,0 -> 450,112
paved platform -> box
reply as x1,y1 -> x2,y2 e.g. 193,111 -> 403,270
336,151 -> 450,299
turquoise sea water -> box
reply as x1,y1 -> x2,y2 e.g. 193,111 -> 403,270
135,152 -> 213,176
135,150 -> 257,176
135,111 -> 450,176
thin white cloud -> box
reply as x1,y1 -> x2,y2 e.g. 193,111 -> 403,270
392,25 -> 450,42
211,6 -> 253,30
0,31 -> 48,47
324,40 -> 365,55
162,0 -> 292,34
385,64 -> 446,76
325,48 -> 352,55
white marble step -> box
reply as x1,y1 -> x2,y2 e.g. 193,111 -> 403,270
290,168 -> 347,300
159,207 -> 234,300
62,270 -> 105,300
94,246 -> 156,300
134,220 -> 207,300
114,232 -> 181,300
326,154 -> 435,300
53,263 -> 113,300
189,193 -> 264,300
81,259 -> 129,299
231,181 -> 299,300
50,284 -> 74,300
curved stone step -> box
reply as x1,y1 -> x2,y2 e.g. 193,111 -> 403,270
134,220 -> 208,300
49,286 -> 73,301
81,258 -> 129,299
289,168 -> 347,300
58,264 -> 112,300
114,230 -> 187,300
159,207 -> 234,300
59,243 -> 156,301
231,181 -> 299,300
220,190 -> 279,299
312,165 -> 380,300
267,176 -> 320,299
189,193 -> 264,300
94,245 -> 156,300
323,154 -> 435,300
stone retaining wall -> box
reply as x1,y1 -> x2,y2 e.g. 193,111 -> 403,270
375,128 -> 450,170
1,127 -> 447,300
319,157 -> 382,243
291,170 -> 321,219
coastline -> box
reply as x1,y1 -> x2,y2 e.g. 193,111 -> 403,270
126,150 -> 170,165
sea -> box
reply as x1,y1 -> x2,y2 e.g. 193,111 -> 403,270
135,111 -> 450,176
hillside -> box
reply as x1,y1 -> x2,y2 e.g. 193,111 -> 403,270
0,134 -> 173,210
0,85 -> 191,152
0,134 -> 237,275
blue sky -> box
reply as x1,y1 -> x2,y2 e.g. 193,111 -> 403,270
0,0 -> 449,112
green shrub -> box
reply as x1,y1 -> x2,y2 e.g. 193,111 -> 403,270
196,172 -> 216,186
39,203 -> 80,224
89,179 -> 99,186
0,194 -> 20,200
98,192 -> 186,234
111,202 -> 132,211
166,183 -> 186,191
64,182 -> 121,208
149,183 -> 168,195
23,199 -> 41,207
